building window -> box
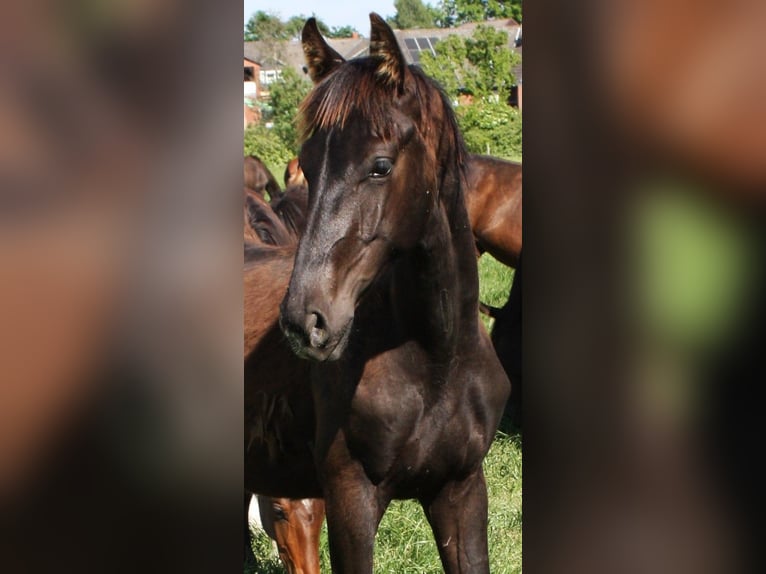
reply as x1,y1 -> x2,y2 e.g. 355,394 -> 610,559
259,69 -> 282,85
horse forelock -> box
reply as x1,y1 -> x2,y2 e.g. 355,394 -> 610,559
299,60 -> 466,172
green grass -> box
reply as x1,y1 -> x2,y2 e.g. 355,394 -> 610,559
479,254 -> 515,332
247,255 -> 521,573
264,159 -> 285,190
249,433 -> 522,573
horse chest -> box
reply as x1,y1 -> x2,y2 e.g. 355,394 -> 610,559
317,353 -> 493,492
345,364 -> 425,473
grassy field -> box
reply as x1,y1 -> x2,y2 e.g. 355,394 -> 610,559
247,255 -> 520,573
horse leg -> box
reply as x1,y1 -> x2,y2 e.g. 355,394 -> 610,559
323,474 -> 387,574
421,468 -> 491,574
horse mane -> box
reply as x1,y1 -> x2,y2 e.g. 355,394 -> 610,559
246,194 -> 293,246
299,61 -> 465,174
245,155 -> 283,199
244,242 -> 295,268
271,185 -> 308,238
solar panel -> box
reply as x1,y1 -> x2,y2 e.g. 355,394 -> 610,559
404,38 -> 417,49
416,38 -> 430,50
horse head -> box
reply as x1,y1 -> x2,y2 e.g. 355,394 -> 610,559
280,14 -> 463,361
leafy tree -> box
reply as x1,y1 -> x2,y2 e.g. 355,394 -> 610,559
420,26 -> 521,159
328,25 -> 359,38
387,0 -> 439,29
436,0 -> 522,27
420,25 -> 519,101
246,12 -> 341,41
244,11 -> 287,41
419,35 -> 467,96
284,16 -> 308,40
264,67 -> 312,151
456,99 -> 522,159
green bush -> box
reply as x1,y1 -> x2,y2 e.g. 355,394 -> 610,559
457,99 -> 522,161
244,125 -> 294,176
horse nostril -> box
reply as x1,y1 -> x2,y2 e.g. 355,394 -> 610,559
306,311 -> 329,349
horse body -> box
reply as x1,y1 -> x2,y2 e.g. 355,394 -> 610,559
270,183 -> 309,241
244,244 -> 325,572
244,155 -> 282,200
244,189 -> 295,246
244,245 -> 295,354
464,154 -> 522,268
243,227 -> 316,501
275,15 -> 510,572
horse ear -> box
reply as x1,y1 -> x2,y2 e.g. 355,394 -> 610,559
369,12 -> 407,92
302,18 -> 345,84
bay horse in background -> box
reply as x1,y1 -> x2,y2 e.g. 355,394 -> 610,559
245,155 -> 283,200
244,244 -> 296,355
243,189 -> 294,246
268,15 -> 509,572
243,242 -> 326,574
270,183 -> 309,241
257,495 -> 325,574
463,154 -> 522,428
244,158 -> 308,245
464,154 -> 522,269
284,157 -> 307,188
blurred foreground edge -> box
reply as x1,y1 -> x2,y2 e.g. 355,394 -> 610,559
1,1 -> 243,573
525,1 -> 765,574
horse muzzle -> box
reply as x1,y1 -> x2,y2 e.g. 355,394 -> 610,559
279,300 -> 353,362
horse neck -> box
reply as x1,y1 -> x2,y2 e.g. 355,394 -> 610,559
391,157 -> 480,364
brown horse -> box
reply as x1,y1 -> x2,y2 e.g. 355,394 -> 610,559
257,495 -> 325,574
272,15 -> 509,573
464,154 -> 522,268
244,244 -> 326,574
244,246 -> 325,566
283,157 -> 307,188
244,246 -> 319,500
244,244 -> 295,354
243,189 -> 294,246
244,155 -> 283,200
269,183 -> 309,241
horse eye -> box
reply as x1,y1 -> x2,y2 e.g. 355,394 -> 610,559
272,504 -> 287,521
370,158 -> 392,178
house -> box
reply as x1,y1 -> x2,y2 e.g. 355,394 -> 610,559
244,33 -> 367,99
244,19 -> 522,109
244,57 -> 261,98
244,57 -> 262,128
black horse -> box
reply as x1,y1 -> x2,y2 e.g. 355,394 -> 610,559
273,14 -> 510,572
